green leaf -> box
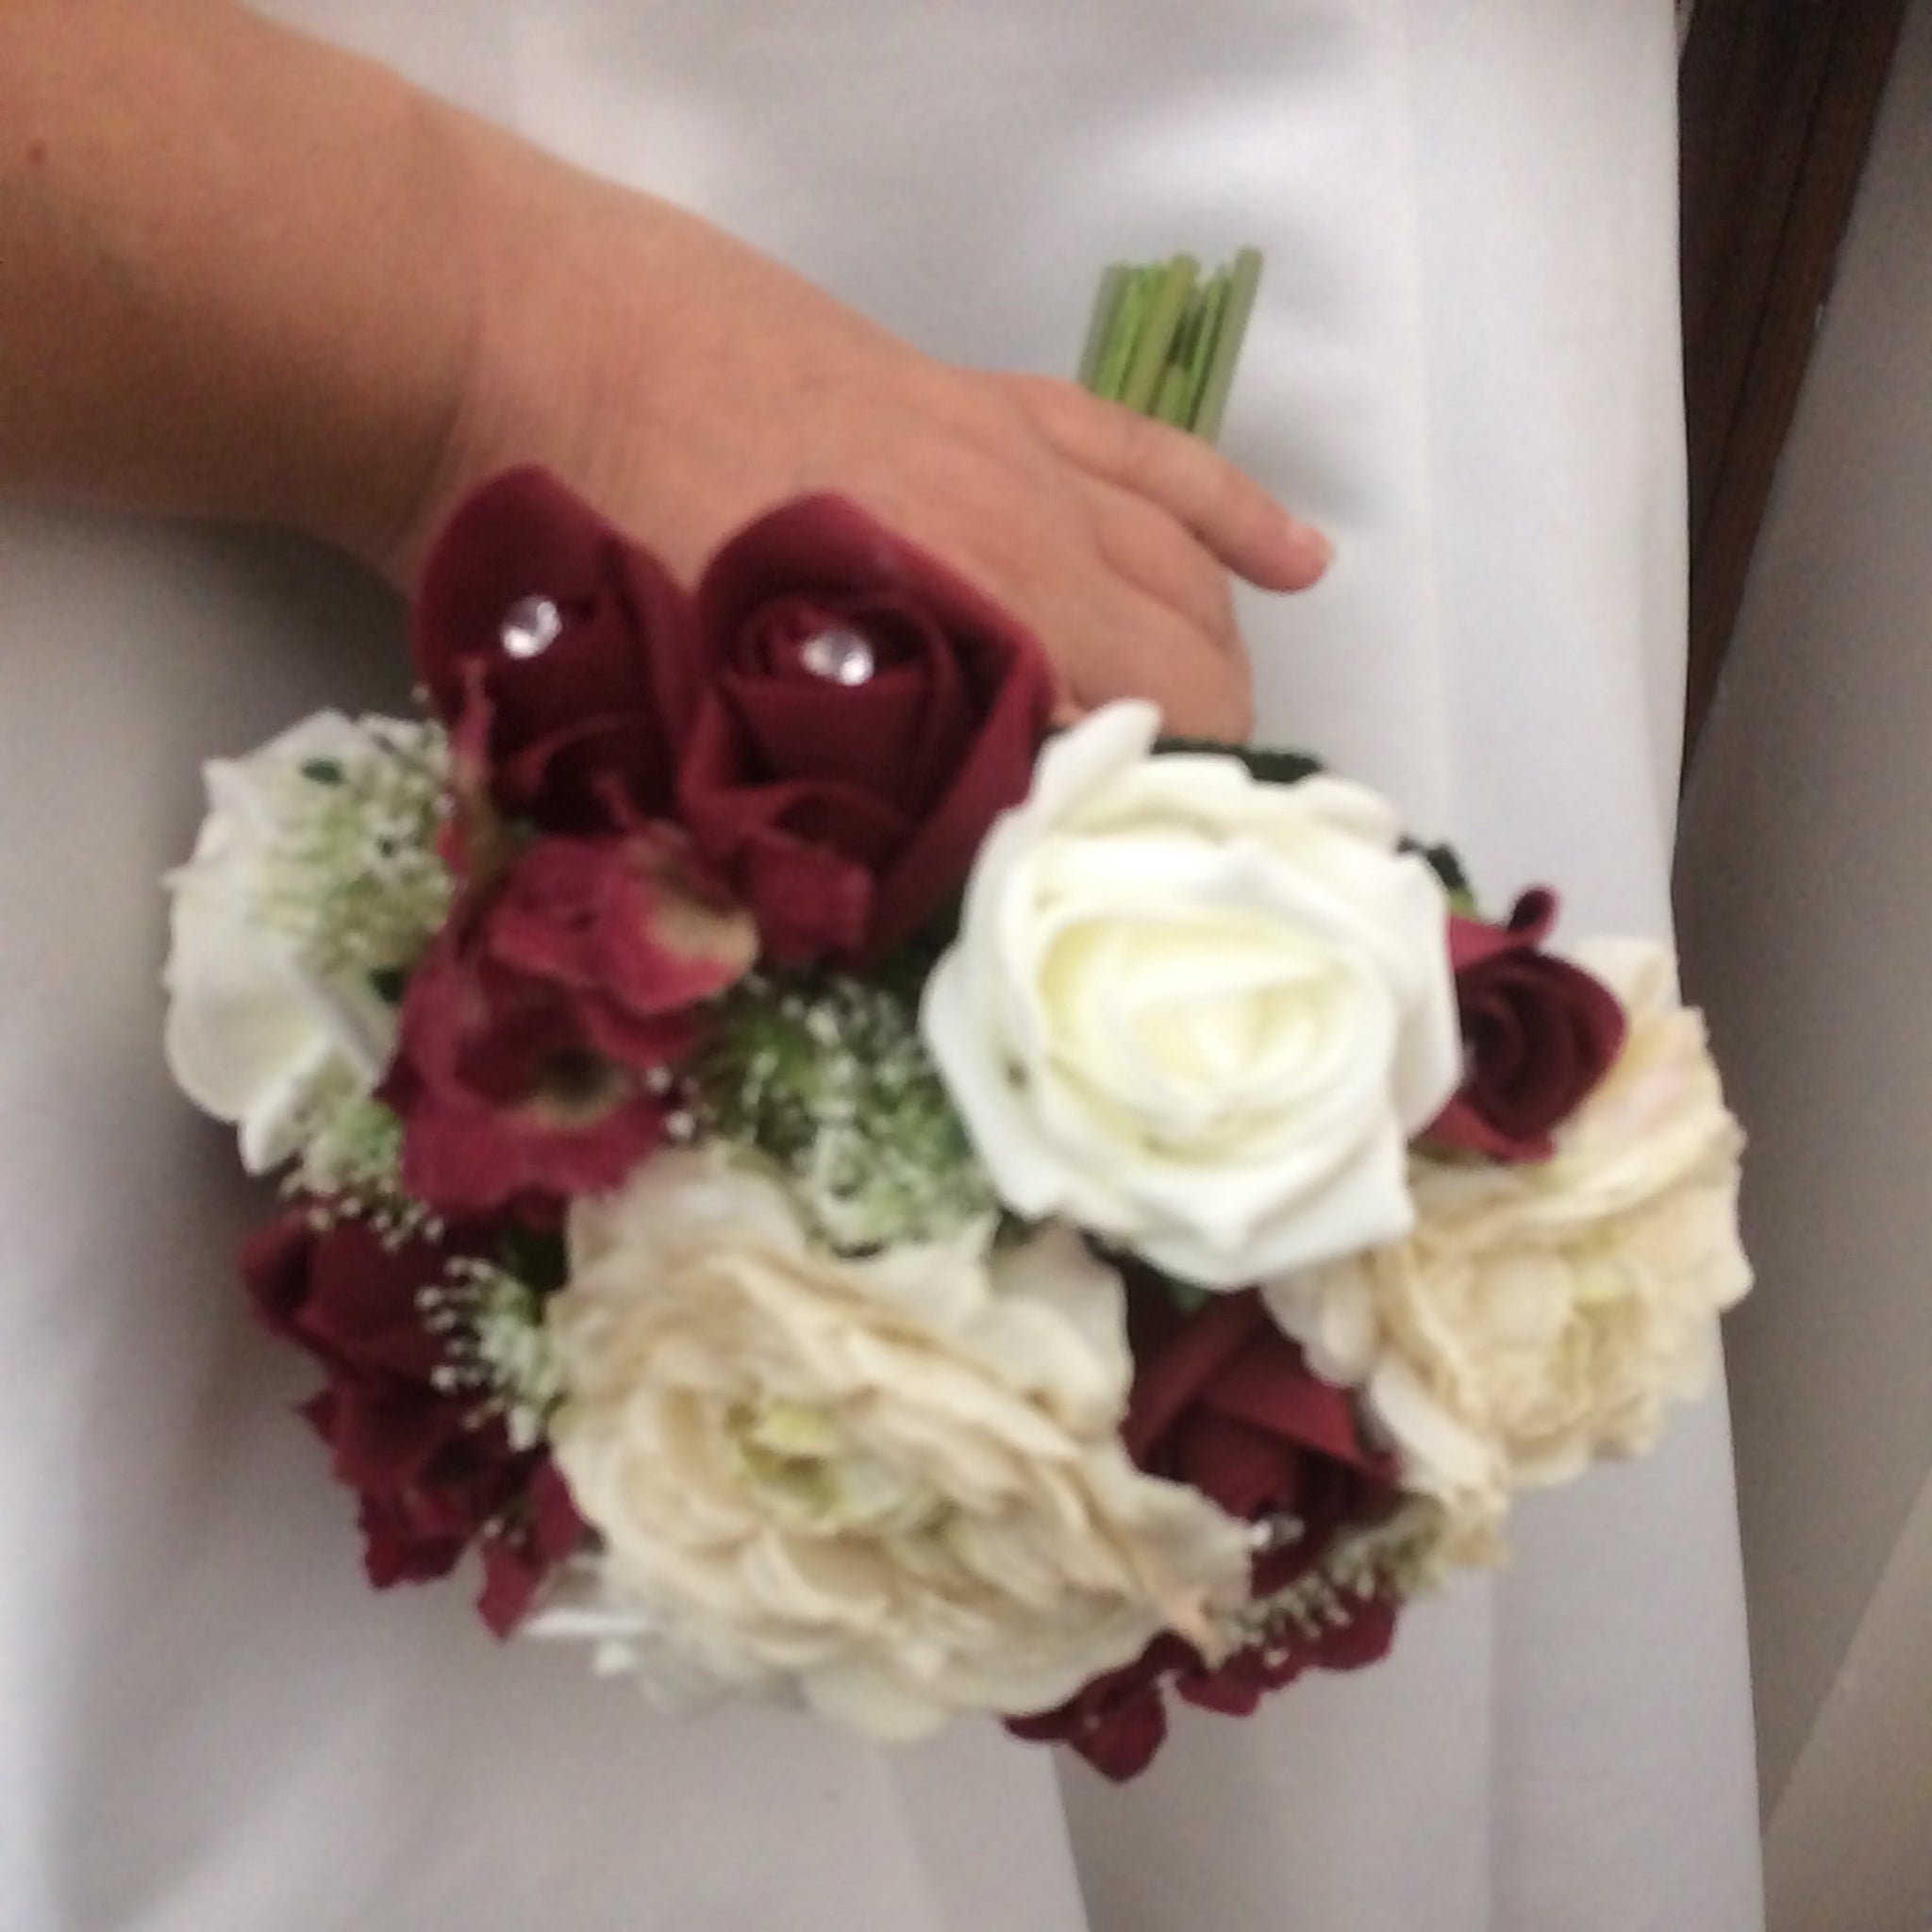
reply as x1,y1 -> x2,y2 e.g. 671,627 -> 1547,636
1153,736 -> 1324,787
1165,1278 -> 1214,1317
495,1224 -> 569,1295
1407,839 -> 1477,911
368,965 -> 409,1005
301,758 -> 346,786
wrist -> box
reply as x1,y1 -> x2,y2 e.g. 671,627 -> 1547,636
373,108 -> 687,589
274,71 -> 484,579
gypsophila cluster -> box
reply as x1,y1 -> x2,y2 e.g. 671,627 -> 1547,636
691,969 -> 998,1253
256,718 -> 453,987
1229,1501 -> 1445,1652
285,1079 -> 439,1244
420,1257 -> 563,1451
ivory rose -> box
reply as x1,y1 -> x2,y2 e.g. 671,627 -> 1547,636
537,1151 -> 1251,1737
920,702 -> 1463,1288
163,711 -> 408,1170
1265,939 -> 1752,1563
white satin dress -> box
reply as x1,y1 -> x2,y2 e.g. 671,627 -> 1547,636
0,5 -> 1764,1928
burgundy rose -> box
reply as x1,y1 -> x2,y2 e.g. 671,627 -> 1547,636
242,1212 -> 584,1636
677,495 -> 1057,962
413,467 -> 705,837
1121,1284 -> 1400,1591
1427,887 -> 1626,1162
381,826 -> 756,1218
1007,1282 -> 1403,1779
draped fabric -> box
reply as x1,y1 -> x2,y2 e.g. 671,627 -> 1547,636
0,4 -> 1762,1926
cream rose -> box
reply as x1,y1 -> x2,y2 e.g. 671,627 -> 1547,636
920,702 -> 1462,1288
163,712 -> 412,1170
1265,939 -> 1752,1564
536,1150 -> 1251,1738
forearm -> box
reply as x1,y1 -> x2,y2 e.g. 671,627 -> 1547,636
0,1 -> 1322,737
0,0 -> 474,563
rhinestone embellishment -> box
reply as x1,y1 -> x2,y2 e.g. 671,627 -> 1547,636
797,627 -> 877,686
500,595 -> 564,660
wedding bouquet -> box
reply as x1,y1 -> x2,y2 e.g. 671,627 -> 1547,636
162,257 -> 1750,1780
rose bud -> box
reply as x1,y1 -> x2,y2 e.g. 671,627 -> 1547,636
678,495 -> 1057,962
1426,887 -> 1627,1162
412,466 -> 706,840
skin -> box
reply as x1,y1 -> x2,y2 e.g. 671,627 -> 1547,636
0,0 -> 1332,738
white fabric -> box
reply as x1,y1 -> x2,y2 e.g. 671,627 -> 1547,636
0,3 -> 1762,1927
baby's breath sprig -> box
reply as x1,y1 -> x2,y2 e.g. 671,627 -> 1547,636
282,1077 -> 441,1246
690,967 -> 997,1255
256,717 -> 454,991
418,1256 -> 565,1453
1225,1500 -> 1444,1657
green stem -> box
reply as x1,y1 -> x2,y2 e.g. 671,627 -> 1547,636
1091,263 -> 1157,403
1077,264 -> 1130,392
1179,270 -> 1228,431
1118,254 -> 1197,415
1078,249 -> 1263,441
1191,245 -> 1263,446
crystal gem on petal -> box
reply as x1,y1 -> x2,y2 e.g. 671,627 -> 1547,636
500,595 -> 564,660
797,628 -> 876,687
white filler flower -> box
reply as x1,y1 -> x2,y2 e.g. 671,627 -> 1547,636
1266,939 -> 1752,1565
163,711 -> 435,1171
921,701 -> 1462,1288
538,1150 -> 1251,1738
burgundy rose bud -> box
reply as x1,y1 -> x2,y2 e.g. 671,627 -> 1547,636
381,826 -> 757,1218
413,467 -> 706,837
677,494 -> 1057,962
1123,1282 -> 1398,1595
1427,887 -> 1627,1162
1008,1280 -> 1402,1779
240,1213 -> 584,1633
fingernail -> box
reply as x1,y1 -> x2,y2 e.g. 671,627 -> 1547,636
1287,523 -> 1336,575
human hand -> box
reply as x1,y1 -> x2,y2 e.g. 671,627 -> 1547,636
386,112 -> 1331,741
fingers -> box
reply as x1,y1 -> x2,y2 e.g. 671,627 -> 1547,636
1002,374 -> 1332,591
1044,574 -> 1254,742
1084,474 -> 1241,658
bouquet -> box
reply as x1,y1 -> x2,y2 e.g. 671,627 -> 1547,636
162,255 -> 1750,1780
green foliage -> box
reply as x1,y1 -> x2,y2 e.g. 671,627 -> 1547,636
690,969 -> 997,1254
1153,737 -> 1324,788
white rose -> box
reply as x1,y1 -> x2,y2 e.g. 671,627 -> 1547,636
920,701 -> 1462,1288
1265,939 -> 1752,1564
535,1150 -> 1251,1739
162,712 -> 405,1170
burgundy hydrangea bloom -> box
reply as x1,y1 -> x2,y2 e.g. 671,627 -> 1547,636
242,1212 -> 583,1637
380,826 -> 757,1220
1427,887 -> 1627,1162
678,494 -> 1058,962
412,466 -> 706,838
1007,1281 -> 1403,1779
